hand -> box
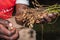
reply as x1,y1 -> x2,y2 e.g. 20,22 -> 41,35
0,19 -> 19,40
35,13 -> 57,24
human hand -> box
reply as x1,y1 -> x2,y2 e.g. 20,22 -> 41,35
0,19 -> 19,40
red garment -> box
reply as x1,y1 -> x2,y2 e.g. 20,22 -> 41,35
0,0 -> 16,19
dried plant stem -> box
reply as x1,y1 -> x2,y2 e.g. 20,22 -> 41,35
41,24 -> 44,40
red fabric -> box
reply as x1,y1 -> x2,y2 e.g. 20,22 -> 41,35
0,0 -> 16,19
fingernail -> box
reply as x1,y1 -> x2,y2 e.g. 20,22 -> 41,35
9,23 -> 13,27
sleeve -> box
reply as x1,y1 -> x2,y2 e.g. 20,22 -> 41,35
16,0 -> 29,5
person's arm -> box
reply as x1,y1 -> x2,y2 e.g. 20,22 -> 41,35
16,0 -> 29,16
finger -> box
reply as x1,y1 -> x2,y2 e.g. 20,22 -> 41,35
2,20 -> 12,28
0,19 -> 8,26
10,28 -> 16,35
10,30 -> 19,40
0,35 -> 9,40
0,19 -> 12,28
48,13 -> 57,19
45,17 -> 52,22
0,24 -> 12,36
43,15 -> 52,22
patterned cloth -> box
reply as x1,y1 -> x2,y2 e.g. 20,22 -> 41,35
0,0 -> 29,19
0,0 -> 16,19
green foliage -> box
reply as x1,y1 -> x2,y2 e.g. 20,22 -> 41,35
45,4 -> 60,15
